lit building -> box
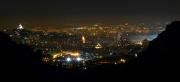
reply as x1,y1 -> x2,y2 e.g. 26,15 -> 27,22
82,36 -> 86,43
120,58 -> 126,64
17,24 -> 24,30
95,43 -> 102,49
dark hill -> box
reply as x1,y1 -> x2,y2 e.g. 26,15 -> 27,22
132,21 -> 180,64
0,32 -> 56,81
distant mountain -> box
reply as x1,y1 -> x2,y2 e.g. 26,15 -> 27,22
132,21 -> 180,64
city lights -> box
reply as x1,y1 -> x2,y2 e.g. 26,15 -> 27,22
2,22 -> 158,69
95,43 -> 102,49
42,57 -> 50,62
135,53 -> 138,57
136,41 -> 143,45
66,57 -> 71,62
82,36 -> 86,43
17,24 -> 24,30
53,54 -> 58,59
76,57 -> 82,61
52,53 -> 61,59
120,58 -> 126,63
63,51 -> 80,57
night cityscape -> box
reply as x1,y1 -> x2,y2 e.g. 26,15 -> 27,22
2,23 -> 153,69
0,0 -> 180,81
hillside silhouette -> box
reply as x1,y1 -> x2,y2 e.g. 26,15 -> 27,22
131,21 -> 180,64
0,32 -> 65,81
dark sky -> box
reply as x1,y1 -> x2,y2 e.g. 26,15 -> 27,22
0,0 -> 180,25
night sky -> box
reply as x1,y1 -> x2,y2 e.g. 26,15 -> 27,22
0,0 -> 180,25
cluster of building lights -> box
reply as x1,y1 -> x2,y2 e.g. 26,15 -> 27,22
52,51 -> 83,63
95,43 -> 103,49
120,58 -> 126,63
135,41 -> 143,45
82,36 -> 86,44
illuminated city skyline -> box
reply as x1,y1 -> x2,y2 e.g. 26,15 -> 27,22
0,0 -> 178,69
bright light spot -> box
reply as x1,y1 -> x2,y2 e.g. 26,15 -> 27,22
53,54 -> 58,59
66,57 -> 71,62
136,41 -> 143,45
52,53 -> 62,59
71,52 -> 80,57
62,51 -> 80,57
17,24 -> 24,30
95,43 -> 102,49
135,53 -> 138,57
76,57 -> 82,61
120,58 -> 126,63
82,36 -> 86,43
